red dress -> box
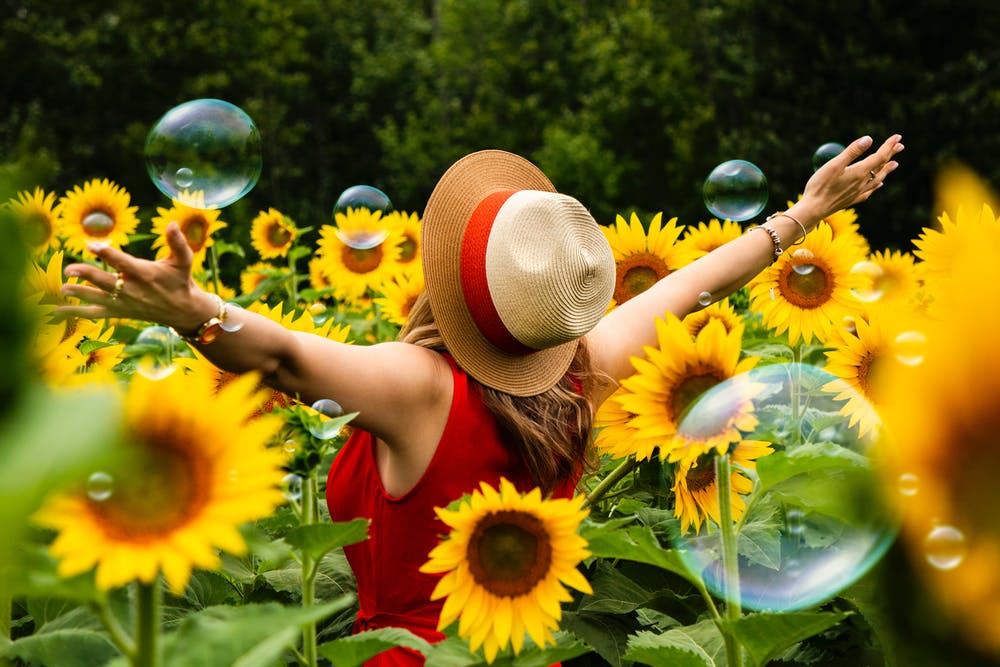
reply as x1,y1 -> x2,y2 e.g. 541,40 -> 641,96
326,354 -> 581,666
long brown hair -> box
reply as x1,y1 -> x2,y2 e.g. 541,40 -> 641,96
399,292 -> 598,494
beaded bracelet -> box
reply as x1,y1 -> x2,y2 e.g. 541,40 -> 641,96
766,210 -> 808,245
747,223 -> 783,263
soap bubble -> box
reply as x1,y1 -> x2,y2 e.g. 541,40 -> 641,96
791,248 -> 816,275
892,331 -> 927,367
282,473 -> 303,503
333,185 -> 392,218
219,302 -> 245,334
86,472 -> 114,502
145,98 -> 262,209
812,142 -> 845,171
309,398 -> 346,440
924,524 -> 966,571
133,326 -> 180,380
671,363 -> 898,611
849,261 -> 885,303
697,291 -> 713,307
702,160 -> 768,222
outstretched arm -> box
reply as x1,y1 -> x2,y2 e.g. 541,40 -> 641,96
57,221 -> 451,445
586,134 -> 904,402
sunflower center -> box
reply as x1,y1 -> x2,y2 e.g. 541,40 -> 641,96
467,510 -> 552,598
856,350 -> 889,402
402,294 -> 417,319
778,262 -> 833,309
82,211 -> 115,238
614,253 -> 669,304
399,235 -> 417,263
23,212 -> 54,247
341,245 -> 384,274
89,441 -> 209,539
267,222 -> 292,248
685,459 -> 717,492
183,215 -> 209,251
669,370 -> 725,424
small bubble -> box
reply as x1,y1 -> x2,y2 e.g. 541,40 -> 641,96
893,331 -> 926,367
333,185 -> 393,218
702,160 -> 768,222
334,228 -> 390,250
842,315 -> 857,336
86,472 -> 114,502
219,302 -> 244,333
311,398 -> 343,418
850,261 -> 885,303
309,398 -> 345,440
697,291 -> 713,307
791,248 -> 816,275
898,472 -> 919,497
784,558 -> 802,578
134,326 -> 179,380
82,212 -> 115,237
174,167 -> 194,188
282,473 -> 303,503
924,525 -> 966,570
812,142 -> 845,171
283,439 -> 299,454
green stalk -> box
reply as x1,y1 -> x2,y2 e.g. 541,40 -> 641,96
209,244 -> 222,297
300,472 -> 319,667
287,251 -> 299,305
716,454 -> 743,667
134,580 -> 161,667
92,597 -> 136,659
582,456 -> 638,509
0,585 -> 10,642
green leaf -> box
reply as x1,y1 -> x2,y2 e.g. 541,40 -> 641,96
0,629 -> 120,667
756,442 -> 869,493
161,598 -> 355,667
283,518 -> 370,561
736,498 -> 782,570
319,627 -> 432,667
580,519 -> 699,585
721,610 -> 851,667
624,629 -> 716,666
419,631 -> 589,667
579,561 -> 655,614
561,611 -> 636,667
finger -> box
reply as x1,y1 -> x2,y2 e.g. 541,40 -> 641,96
86,241 -> 143,275
857,135 -> 904,174
64,263 -> 122,292
61,283 -> 117,304
165,222 -> 194,272
55,303 -> 114,320
832,135 -> 875,167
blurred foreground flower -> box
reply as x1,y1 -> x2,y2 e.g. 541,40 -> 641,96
35,371 -> 285,593
8,186 -> 61,255
420,479 -> 591,663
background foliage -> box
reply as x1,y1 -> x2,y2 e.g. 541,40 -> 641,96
2,0 -> 999,249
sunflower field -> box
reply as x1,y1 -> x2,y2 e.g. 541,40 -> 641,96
3,148 -> 1000,667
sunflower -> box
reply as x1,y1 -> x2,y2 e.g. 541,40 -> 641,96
879,233 -> 1000,657
748,223 -> 866,346
57,179 -> 139,256
240,261 -> 278,300
250,208 -> 297,259
30,300 -> 88,385
308,256 -> 333,293
35,371 -> 285,593
682,298 -> 744,338
594,388 -> 652,461
315,207 -> 403,303
151,197 -> 228,269
674,218 -> 742,268
671,440 -> 774,534
603,212 -> 686,308
383,210 -> 422,277
606,315 -> 760,463
420,478 -> 591,663
8,187 -> 61,254
859,249 -> 920,306
933,161 -> 1000,223
373,269 -> 425,327
913,203 -> 1000,302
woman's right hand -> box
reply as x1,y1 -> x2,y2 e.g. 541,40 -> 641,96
58,221 -> 220,335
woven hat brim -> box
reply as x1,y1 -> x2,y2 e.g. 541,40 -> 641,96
422,150 -> 578,396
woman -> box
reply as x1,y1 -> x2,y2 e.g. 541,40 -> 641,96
59,134 -> 903,664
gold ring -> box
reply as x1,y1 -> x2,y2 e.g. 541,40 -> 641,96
868,169 -> 877,181
111,272 -> 125,300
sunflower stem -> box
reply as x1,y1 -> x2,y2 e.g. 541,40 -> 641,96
0,585 -> 10,642
299,472 -> 319,667
134,580 -> 161,667
583,456 -> 638,509
715,454 -> 743,667
92,596 -> 136,658
287,251 -> 299,305
209,243 -> 222,297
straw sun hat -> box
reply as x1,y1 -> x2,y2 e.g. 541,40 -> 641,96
422,150 -> 615,396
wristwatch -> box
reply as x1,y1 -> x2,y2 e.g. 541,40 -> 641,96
177,294 -> 229,345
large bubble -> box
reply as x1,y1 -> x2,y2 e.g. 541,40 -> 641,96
702,160 -> 768,222
145,98 -> 262,209
671,363 -> 898,611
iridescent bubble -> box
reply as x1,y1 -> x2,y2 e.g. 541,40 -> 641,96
812,142 -> 845,171
334,228 -> 390,250
697,291 -> 713,307
134,325 -> 180,380
145,98 -> 262,209
671,363 -> 898,611
282,473 -> 303,503
702,160 -> 768,222
849,261 -> 885,303
309,398 -> 345,440
893,331 -> 926,367
898,472 -> 919,497
283,439 -> 299,455
82,212 -> 115,237
791,248 -> 816,275
86,471 -> 114,502
924,524 -> 966,570
219,302 -> 245,333
333,185 -> 393,218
